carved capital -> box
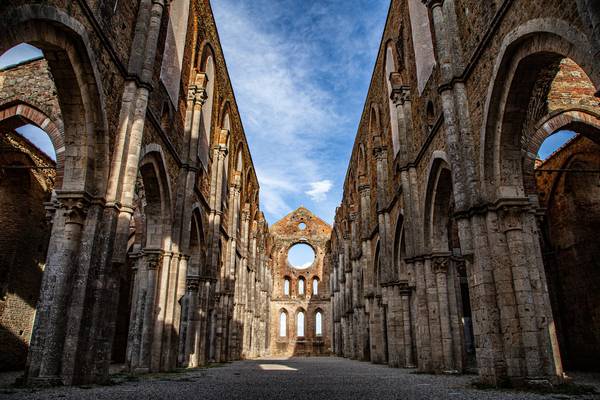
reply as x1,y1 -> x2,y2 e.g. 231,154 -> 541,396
432,256 -> 449,274
187,276 -> 200,291
214,143 -> 228,157
57,196 -> 89,226
144,252 -> 162,270
373,145 -> 388,161
358,183 -> 370,194
392,84 -> 412,106
499,205 -> 527,233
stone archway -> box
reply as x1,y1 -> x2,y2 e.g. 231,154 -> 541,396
477,20 -> 600,383
0,5 -> 112,385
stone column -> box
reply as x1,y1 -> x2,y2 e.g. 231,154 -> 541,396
433,255 -> 454,371
133,251 -> 161,372
183,276 -> 200,367
28,197 -> 88,384
400,286 -> 415,367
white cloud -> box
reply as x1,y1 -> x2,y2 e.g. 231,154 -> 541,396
306,180 -> 333,202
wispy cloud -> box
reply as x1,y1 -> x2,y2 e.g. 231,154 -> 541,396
306,180 -> 333,202
212,0 -> 388,224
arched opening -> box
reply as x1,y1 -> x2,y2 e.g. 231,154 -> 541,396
279,310 -> 288,337
296,310 -> 305,338
0,126 -> 56,371
426,101 -> 435,131
424,158 -> 475,371
407,0 -> 435,93
385,44 -> 400,156
315,310 -> 323,337
297,277 -> 305,296
535,129 -> 600,371
312,277 -> 319,296
0,43 -> 71,372
0,10 -> 110,380
125,149 -> 173,371
483,36 -> 600,373
198,50 -> 215,168
283,277 -> 290,297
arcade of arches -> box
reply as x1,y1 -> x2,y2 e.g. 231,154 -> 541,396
0,0 -> 599,389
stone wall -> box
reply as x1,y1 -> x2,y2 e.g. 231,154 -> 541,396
330,0 -> 600,386
269,207 -> 332,357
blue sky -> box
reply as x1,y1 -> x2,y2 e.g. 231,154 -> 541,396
211,0 -> 390,225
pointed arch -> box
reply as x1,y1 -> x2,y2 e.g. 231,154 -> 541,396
480,19 -> 600,201
197,44 -> 216,168
423,153 -> 453,253
296,308 -> 306,337
138,144 -> 173,249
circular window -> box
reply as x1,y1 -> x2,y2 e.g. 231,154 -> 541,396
298,222 -> 307,230
287,243 -> 315,269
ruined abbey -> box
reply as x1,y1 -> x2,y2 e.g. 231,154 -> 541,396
0,0 -> 599,392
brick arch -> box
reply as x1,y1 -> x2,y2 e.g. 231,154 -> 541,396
0,102 -> 65,187
522,109 -> 600,196
480,18 -> 599,202
0,5 -> 109,196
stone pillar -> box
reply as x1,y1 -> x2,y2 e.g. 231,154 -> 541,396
129,251 -> 161,373
400,286 -> 415,367
414,258 -> 431,371
183,276 -> 200,367
433,255 -> 454,371
27,197 -> 88,384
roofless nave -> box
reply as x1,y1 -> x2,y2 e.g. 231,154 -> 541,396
0,0 -> 599,392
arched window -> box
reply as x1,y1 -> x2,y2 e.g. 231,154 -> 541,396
315,311 -> 323,336
159,0 -> 190,103
312,277 -> 319,295
283,278 -> 290,296
298,277 -> 305,295
407,0 -> 435,93
385,45 -> 400,156
297,311 -> 305,337
199,54 -> 215,168
279,311 -> 287,337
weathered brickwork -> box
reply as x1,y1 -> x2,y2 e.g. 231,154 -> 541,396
330,0 -> 600,386
0,130 -> 55,372
535,135 -> 600,372
269,208 -> 332,357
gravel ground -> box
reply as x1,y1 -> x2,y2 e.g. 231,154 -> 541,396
0,357 -> 598,400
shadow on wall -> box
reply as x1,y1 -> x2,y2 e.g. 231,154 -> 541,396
0,146 -> 52,372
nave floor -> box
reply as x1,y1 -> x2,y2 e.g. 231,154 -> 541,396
1,357 -> 599,399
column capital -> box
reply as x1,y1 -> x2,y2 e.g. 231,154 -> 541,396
56,192 -> 91,225
391,83 -> 412,106
432,255 -> 449,274
373,145 -> 388,161
187,276 -> 200,291
143,250 -> 163,269
358,182 -> 370,194
188,85 -> 208,105
498,204 -> 529,232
